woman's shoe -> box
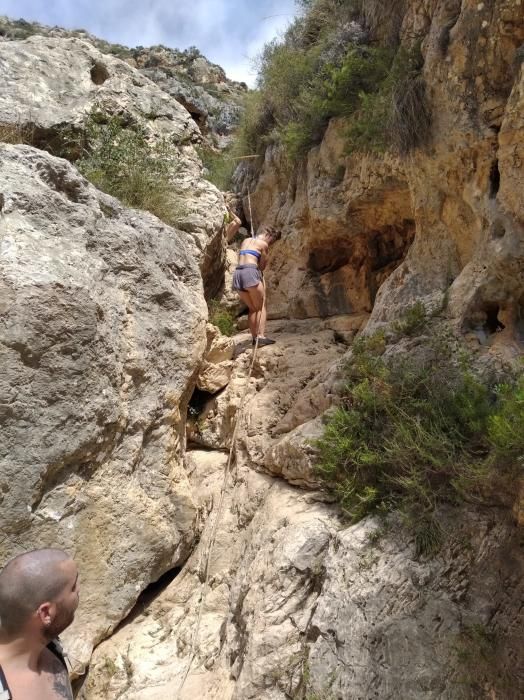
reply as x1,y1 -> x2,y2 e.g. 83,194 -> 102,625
255,337 -> 276,347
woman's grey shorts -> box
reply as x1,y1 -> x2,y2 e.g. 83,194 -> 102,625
232,264 -> 262,291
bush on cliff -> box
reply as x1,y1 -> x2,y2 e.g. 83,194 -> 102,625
237,0 -> 429,161
197,146 -> 237,191
316,322 -> 524,554
346,43 -> 431,154
208,300 -> 236,336
77,109 -> 184,225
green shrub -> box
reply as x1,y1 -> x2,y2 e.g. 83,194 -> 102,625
346,44 -> 431,155
77,109 -> 184,225
345,91 -> 390,153
316,329 -> 523,548
0,122 -> 33,145
198,147 -> 237,191
235,0 -> 428,162
281,46 -> 394,160
208,301 -> 236,336
392,301 -> 427,336
257,41 -> 320,124
488,374 -> 524,467
235,91 -> 275,156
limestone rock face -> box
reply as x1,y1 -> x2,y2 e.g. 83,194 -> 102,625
196,324 -> 235,394
370,3 -> 524,361
264,416 -> 324,489
0,17 -> 247,149
0,38 -> 197,142
306,509 -> 523,700
235,123 -> 414,322
0,35 -> 227,299
187,321 -> 346,455
0,144 -> 207,668
1,3 -> 523,698
237,3 -> 524,365
82,331 -> 524,698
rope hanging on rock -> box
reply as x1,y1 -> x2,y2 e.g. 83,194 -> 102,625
247,189 -> 255,238
174,300 -> 265,700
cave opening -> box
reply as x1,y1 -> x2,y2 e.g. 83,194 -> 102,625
302,221 -> 416,318
484,303 -> 505,333
90,61 -> 110,85
467,301 -> 505,339
188,387 -> 215,420
517,298 -> 524,342
308,245 -> 353,274
489,160 -> 500,198
176,97 -> 208,132
71,565 -> 182,695
132,567 -> 181,618
492,220 -> 506,239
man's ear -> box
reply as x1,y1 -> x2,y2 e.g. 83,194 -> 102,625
36,601 -> 55,627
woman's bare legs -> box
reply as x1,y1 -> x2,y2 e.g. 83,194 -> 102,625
237,290 -> 257,337
238,283 -> 266,338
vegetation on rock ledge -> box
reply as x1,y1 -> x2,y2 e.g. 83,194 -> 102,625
208,300 -> 236,336
236,0 -> 430,162
77,109 -> 185,225
316,309 -> 524,555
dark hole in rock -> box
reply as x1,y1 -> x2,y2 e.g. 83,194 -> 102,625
90,61 -> 110,85
484,303 -> 505,333
468,302 -> 505,341
368,223 -> 416,304
308,245 -> 353,274
301,222 -> 416,318
492,220 -> 506,239
188,387 -> 215,419
72,565 -> 182,693
489,160 -> 500,198
121,566 -> 182,629
517,299 -> 524,342
176,97 -> 208,132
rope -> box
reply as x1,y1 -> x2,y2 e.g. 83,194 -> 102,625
247,189 -> 255,238
174,283 -> 266,700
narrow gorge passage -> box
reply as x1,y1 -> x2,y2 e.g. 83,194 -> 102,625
0,2 -> 523,699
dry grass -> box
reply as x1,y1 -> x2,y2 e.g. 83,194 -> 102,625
390,73 -> 432,154
361,0 -> 407,46
0,122 -> 34,145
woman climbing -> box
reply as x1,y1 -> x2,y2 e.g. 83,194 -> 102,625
224,205 -> 242,242
232,225 -> 282,346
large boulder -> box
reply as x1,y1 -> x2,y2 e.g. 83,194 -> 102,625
0,144 -> 207,668
0,35 -> 227,298
81,459 -> 524,699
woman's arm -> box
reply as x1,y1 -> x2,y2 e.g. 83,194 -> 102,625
259,243 -> 269,271
225,208 -> 242,242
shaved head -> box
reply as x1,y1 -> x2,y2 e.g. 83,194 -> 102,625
0,549 -> 74,636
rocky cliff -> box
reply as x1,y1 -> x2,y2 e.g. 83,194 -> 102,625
0,2 -> 523,700
237,0 -> 524,359
0,16 -> 247,149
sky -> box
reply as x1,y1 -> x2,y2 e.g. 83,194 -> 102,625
0,0 -> 298,85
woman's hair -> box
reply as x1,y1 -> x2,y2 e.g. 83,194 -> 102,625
261,226 -> 282,243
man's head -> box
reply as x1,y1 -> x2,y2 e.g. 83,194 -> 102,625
259,226 -> 282,245
0,549 -> 79,641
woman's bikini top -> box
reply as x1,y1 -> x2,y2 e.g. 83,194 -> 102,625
239,249 -> 261,259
